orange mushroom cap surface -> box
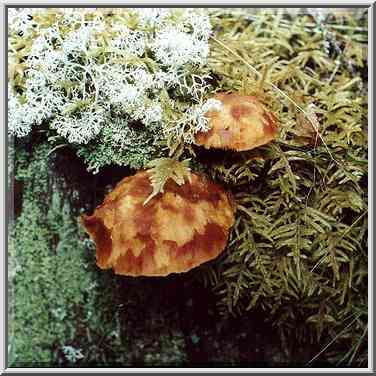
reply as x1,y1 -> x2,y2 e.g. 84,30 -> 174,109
80,171 -> 235,277
195,92 -> 278,151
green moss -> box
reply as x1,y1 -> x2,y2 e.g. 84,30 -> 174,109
9,144 -> 126,366
75,121 -> 165,174
197,9 -> 368,366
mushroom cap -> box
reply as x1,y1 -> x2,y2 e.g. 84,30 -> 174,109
81,171 -> 235,277
195,93 -> 278,151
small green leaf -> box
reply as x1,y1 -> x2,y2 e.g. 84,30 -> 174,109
143,157 -> 192,205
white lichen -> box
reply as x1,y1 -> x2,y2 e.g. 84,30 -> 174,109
62,345 -> 84,363
166,98 -> 223,143
8,8 -> 213,160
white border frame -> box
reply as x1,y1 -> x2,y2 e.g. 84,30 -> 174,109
1,1 -> 373,373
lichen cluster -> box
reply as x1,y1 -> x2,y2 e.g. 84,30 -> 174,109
8,8 -> 216,172
8,7 -> 368,367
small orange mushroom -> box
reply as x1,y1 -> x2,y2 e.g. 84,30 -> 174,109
195,92 -> 278,151
80,171 -> 235,277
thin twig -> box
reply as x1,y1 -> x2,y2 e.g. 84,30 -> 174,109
328,59 -> 341,84
306,314 -> 360,365
346,324 -> 368,365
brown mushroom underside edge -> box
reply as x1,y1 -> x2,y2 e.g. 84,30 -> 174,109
81,171 -> 235,277
195,92 -> 278,151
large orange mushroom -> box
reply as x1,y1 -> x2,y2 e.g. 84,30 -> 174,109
81,171 -> 235,277
195,92 -> 278,151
